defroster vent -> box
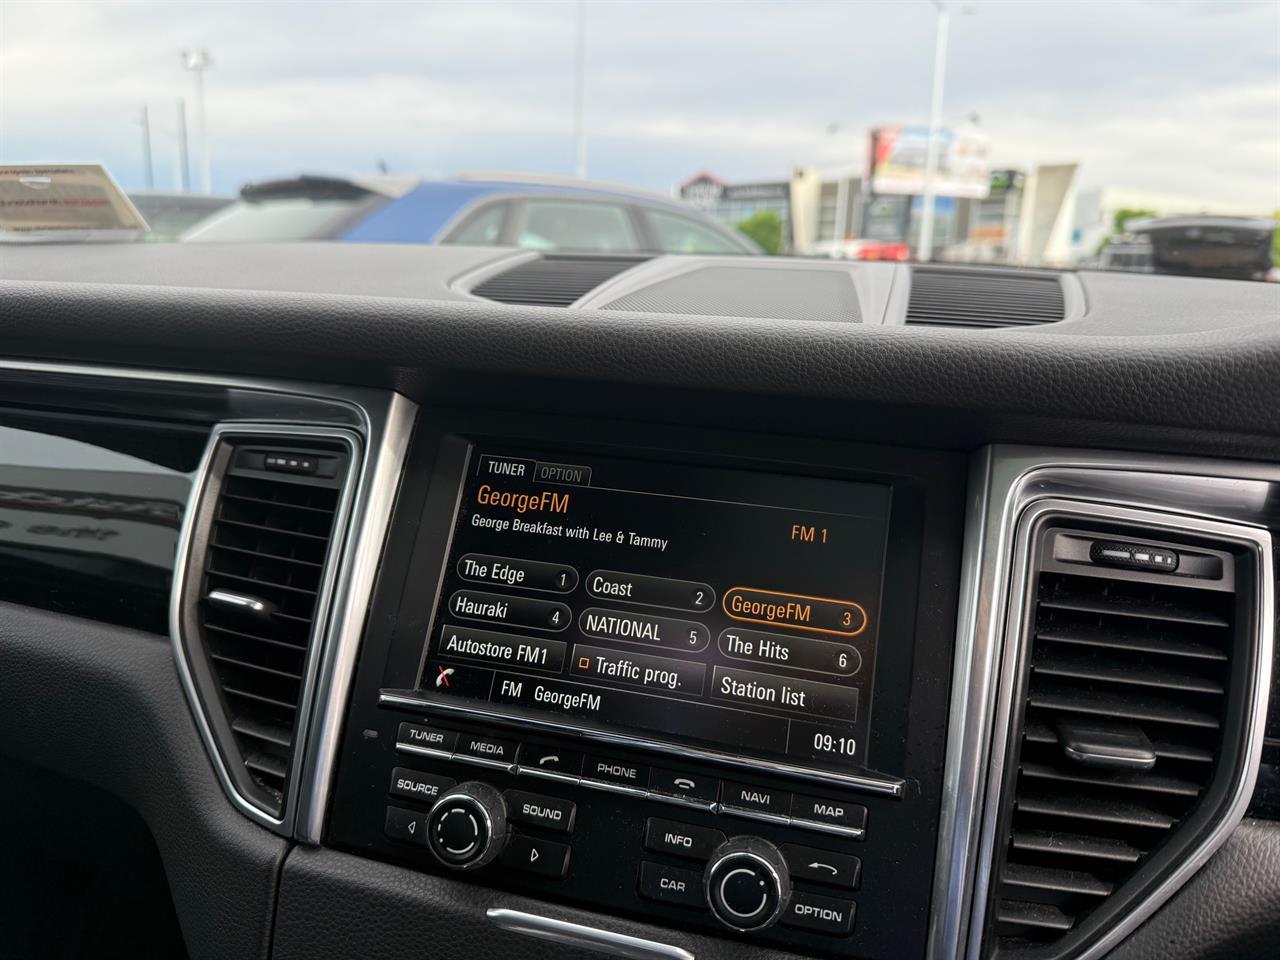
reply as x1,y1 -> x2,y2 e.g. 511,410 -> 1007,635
987,523 -> 1264,957
470,254 -> 648,307
906,267 -> 1065,328
176,431 -> 356,829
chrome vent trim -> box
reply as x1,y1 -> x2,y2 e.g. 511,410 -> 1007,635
172,423 -> 361,834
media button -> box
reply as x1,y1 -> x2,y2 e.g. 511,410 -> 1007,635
583,754 -> 649,791
643,818 -> 725,860
396,722 -> 457,756
501,834 -> 570,879
389,767 -> 455,804
455,734 -> 519,768
781,843 -> 861,890
638,860 -> 704,909
505,789 -> 576,834
648,767 -> 719,806
781,890 -> 856,936
720,780 -> 791,819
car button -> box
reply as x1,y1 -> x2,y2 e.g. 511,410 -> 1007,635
781,843 -> 861,890
638,860 -> 704,909
505,789 -> 576,834
720,780 -> 791,817
791,794 -> 867,832
384,805 -> 427,846
396,722 -> 457,755
643,818 -> 726,861
501,834 -> 570,879
782,890 -> 856,935
389,767 -> 455,805
455,733 -> 519,766
582,754 -> 649,790
648,767 -> 718,805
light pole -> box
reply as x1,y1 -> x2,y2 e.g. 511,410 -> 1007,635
182,48 -> 213,194
573,1 -> 587,179
139,105 -> 154,190
917,2 -> 949,262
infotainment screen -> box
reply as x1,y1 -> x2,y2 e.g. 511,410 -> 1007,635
418,446 -> 892,772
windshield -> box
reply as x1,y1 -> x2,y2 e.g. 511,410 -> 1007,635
1,0 -> 1276,276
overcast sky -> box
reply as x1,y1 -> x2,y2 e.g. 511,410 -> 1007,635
2,0 -> 1277,208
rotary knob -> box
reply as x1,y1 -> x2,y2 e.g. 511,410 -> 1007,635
425,781 -> 509,870
704,836 -> 791,932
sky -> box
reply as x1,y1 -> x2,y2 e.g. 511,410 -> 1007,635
2,0 -> 1278,210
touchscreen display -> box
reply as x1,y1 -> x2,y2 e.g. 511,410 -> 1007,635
419,446 -> 891,771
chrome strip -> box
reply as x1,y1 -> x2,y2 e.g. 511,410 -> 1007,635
378,690 -> 906,797
171,422 -> 363,834
486,908 -> 695,960
932,447 -> 1276,960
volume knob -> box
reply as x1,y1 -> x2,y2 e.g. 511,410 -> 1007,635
425,781 -> 509,870
704,836 -> 791,932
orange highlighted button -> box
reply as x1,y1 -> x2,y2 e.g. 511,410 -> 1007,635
722,587 -> 867,637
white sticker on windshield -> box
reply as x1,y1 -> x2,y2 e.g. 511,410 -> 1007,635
0,163 -> 149,239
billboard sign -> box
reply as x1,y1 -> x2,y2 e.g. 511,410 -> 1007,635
867,125 -> 991,199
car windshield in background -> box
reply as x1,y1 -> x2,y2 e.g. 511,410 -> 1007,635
0,0 -> 1276,277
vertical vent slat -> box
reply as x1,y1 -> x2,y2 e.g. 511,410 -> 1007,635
905,267 -> 1065,328
993,532 -> 1237,950
194,439 -> 349,817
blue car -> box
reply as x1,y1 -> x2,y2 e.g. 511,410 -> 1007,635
183,172 -> 760,255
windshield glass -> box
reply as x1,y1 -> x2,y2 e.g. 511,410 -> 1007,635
2,0 -> 1276,276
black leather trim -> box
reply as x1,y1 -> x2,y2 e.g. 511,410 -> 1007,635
0,601 -> 284,960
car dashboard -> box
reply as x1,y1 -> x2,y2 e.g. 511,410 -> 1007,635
0,243 -> 1278,960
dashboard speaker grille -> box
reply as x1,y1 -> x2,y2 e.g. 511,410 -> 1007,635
182,435 -> 353,822
470,254 -> 647,307
906,267 -> 1065,328
991,525 -> 1246,953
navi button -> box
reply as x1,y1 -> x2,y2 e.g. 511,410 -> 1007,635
720,780 -> 791,820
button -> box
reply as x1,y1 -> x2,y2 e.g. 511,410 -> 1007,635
791,794 -> 867,833
781,843 -> 861,890
517,744 -> 584,779
638,860 -> 704,909
505,790 -> 576,833
501,834 -> 570,879
583,754 -> 649,790
721,780 -> 791,817
384,805 -> 426,846
648,768 -> 719,805
715,864 -> 773,923
455,734 -> 519,766
448,589 -> 572,632
781,890 -> 856,935
643,818 -> 726,860
396,722 -> 458,755
389,767 -> 456,804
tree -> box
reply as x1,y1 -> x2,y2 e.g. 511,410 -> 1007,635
1112,207 -> 1157,235
736,210 -> 782,255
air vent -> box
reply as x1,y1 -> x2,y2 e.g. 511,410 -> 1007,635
905,267 -> 1065,328
471,254 -> 648,307
990,525 -> 1253,954
176,432 -> 355,827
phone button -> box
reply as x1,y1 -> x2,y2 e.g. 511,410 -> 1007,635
643,817 -> 726,861
781,843 -> 861,891
516,745 -> 584,782
649,767 -> 719,805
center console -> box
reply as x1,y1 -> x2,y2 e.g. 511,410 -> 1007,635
328,412 -> 967,959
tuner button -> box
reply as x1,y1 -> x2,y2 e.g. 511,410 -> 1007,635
704,836 -> 791,932
425,781 -> 509,870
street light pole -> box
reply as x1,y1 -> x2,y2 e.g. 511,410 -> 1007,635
182,48 -> 213,194
918,2 -> 949,262
139,105 -> 154,190
573,1 -> 587,179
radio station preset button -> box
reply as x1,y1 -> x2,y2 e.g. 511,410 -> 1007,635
455,734 -> 520,767
583,754 -> 649,791
505,789 -> 576,834
781,843 -> 861,891
781,890 -> 856,936
501,834 -> 570,879
643,818 -> 725,861
648,767 -> 719,805
389,767 -> 456,804
448,589 -> 572,632
457,554 -> 578,593
791,794 -> 868,833
384,805 -> 427,846
585,569 -> 715,613
396,722 -> 458,756
722,587 -> 867,637
717,627 -> 861,677
579,608 -> 710,653
517,745 -> 584,780
436,623 -> 567,673
638,860 -> 704,909
720,780 -> 791,818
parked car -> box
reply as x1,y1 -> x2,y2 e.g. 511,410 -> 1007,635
1121,216 -> 1276,281
127,191 -> 234,241
182,172 -> 761,255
